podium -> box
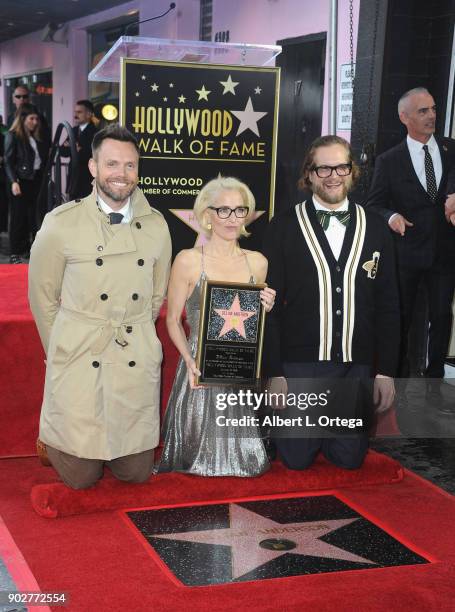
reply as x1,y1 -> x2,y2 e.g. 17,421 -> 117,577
88,36 -> 281,82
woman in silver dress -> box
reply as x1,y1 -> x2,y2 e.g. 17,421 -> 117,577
158,176 -> 276,476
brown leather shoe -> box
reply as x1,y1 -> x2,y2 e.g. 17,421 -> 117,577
36,438 -> 51,466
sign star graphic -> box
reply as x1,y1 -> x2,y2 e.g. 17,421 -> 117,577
231,97 -> 268,137
170,210 -> 265,247
178,95 -> 186,103
220,74 -> 239,95
254,86 -> 262,94
196,85 -> 211,101
214,294 -> 256,339
150,83 -> 159,91
151,504 -> 376,579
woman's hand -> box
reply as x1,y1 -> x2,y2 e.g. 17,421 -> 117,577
260,287 -> 276,313
185,357 -> 202,389
11,182 -> 21,196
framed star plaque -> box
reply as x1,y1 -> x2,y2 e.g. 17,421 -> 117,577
195,280 -> 266,385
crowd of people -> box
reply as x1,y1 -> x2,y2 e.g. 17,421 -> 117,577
1,85 -> 453,489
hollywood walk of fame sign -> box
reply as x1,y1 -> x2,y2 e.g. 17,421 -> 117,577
125,494 -> 430,587
195,280 -> 266,385
121,59 -> 280,255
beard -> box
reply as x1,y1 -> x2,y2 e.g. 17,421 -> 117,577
311,179 -> 351,205
96,177 -> 137,203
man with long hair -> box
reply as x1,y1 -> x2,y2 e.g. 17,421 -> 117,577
263,135 -> 400,471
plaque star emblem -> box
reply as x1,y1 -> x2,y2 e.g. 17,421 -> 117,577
214,294 -> 256,339
231,97 -> 267,137
135,91 -> 140,97
150,83 -> 159,91
141,75 -> 146,80
151,504 -> 376,579
178,95 -> 186,103
196,85 -> 211,101
254,86 -> 262,94
163,97 -> 168,102
170,210 -> 265,247
220,74 -> 239,95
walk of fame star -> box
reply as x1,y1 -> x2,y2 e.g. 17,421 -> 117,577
151,504 -> 375,580
214,295 -> 256,339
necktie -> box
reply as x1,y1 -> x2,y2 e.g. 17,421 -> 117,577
109,212 -> 124,225
316,210 -> 350,231
422,144 -> 437,201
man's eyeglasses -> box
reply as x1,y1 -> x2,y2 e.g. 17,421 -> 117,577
14,94 -> 29,99
311,163 -> 352,178
208,206 -> 249,219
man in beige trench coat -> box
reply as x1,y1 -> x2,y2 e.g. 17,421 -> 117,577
29,124 -> 172,489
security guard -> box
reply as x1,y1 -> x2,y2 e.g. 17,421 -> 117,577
29,124 -> 172,489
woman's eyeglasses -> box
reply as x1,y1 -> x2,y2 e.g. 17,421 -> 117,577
208,206 -> 249,219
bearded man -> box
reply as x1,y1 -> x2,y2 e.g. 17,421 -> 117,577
29,124 -> 172,489
263,135 -> 400,471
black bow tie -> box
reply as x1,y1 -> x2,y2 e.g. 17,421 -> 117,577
316,209 -> 350,231
109,212 -> 124,225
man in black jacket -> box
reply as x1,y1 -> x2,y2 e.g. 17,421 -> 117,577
62,100 -> 98,198
263,135 -> 400,470
366,87 -> 455,412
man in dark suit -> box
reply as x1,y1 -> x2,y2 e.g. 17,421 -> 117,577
64,100 -> 98,198
366,87 -> 455,413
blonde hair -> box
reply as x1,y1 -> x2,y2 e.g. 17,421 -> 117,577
194,176 -> 256,238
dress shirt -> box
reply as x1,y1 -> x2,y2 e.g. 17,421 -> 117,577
98,195 -> 132,224
313,195 -> 348,260
29,136 -> 42,170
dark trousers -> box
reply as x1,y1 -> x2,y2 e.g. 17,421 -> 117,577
8,170 -> 42,255
398,264 -> 455,378
273,362 -> 370,471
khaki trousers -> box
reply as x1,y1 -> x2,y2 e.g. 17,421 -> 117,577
46,446 -> 155,490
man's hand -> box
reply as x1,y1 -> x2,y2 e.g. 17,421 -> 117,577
445,193 -> 455,225
389,214 -> 413,236
373,375 -> 395,413
266,376 -> 288,409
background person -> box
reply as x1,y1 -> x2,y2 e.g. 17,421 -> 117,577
263,135 -> 400,471
61,99 -> 98,198
4,103 -> 49,263
29,124 -> 172,489
158,176 -> 276,477
366,87 -> 455,413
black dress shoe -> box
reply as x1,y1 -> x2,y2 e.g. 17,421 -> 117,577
9,254 -> 23,264
263,437 -> 277,462
426,381 -> 455,415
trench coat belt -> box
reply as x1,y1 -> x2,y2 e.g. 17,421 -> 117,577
59,306 -> 153,355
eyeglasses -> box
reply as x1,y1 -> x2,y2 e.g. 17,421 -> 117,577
14,94 -> 29,99
208,206 -> 249,219
311,163 -> 352,178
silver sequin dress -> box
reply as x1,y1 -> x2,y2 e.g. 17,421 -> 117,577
157,255 -> 269,477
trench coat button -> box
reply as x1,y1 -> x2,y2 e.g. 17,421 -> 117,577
335,331 -> 341,337
137,258 -> 144,266
96,258 -> 103,266
97,245 -> 103,252
100,293 -> 108,301
92,361 -> 100,368
336,265 -> 341,272
129,361 -> 136,367
126,326 -> 133,333
336,286 -> 341,293
136,222 -> 141,229
336,309 -> 342,316
132,293 -> 139,300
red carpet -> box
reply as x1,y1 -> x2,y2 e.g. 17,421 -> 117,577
0,265 -> 185,458
0,456 -> 454,611
30,450 -> 402,518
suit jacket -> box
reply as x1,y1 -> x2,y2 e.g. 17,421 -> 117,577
62,122 -> 98,198
365,136 -> 455,269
